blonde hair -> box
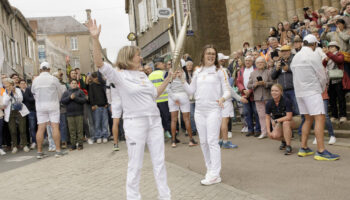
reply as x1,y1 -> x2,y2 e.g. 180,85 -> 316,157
3,78 -> 14,85
272,83 -> 283,94
115,46 -> 141,70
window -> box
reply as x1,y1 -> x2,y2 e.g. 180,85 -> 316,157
138,0 -> 148,33
28,37 -> 33,58
72,58 -> 80,68
70,37 -> 78,50
11,40 -> 15,65
150,0 -> 158,23
15,42 -> 20,64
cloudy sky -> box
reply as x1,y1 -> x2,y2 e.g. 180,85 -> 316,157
9,0 -> 131,63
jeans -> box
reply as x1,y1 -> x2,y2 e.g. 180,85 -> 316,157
157,102 -> 171,132
243,99 -> 261,133
83,104 -> 95,139
284,90 -> 299,115
46,125 -> 56,149
93,107 -> 109,139
324,100 -> 335,137
28,111 -> 37,144
59,113 -> 68,142
328,82 -> 347,118
0,118 -> 3,149
190,103 -> 197,133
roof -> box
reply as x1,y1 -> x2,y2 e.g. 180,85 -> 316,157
28,16 -> 89,35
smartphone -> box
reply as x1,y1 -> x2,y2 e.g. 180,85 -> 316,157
257,76 -> 263,81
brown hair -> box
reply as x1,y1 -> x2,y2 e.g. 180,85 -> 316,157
200,44 -> 220,70
115,46 -> 141,70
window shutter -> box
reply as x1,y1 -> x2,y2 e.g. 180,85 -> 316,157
151,0 -> 158,23
138,1 -> 145,32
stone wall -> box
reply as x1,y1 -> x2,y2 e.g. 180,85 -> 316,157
226,0 -> 341,53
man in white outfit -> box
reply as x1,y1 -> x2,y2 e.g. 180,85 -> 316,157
32,62 -> 64,159
291,34 -> 339,161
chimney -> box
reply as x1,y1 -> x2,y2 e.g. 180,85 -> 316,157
86,9 -> 91,21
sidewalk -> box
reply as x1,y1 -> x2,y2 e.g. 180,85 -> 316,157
0,142 -> 265,200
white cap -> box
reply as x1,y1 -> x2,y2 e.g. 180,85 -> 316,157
218,53 -> 229,61
303,34 -> 319,44
40,61 -> 50,70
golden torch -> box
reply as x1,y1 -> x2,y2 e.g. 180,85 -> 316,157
169,13 -> 189,72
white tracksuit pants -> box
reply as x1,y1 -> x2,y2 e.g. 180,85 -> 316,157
124,116 -> 171,200
194,109 -> 222,178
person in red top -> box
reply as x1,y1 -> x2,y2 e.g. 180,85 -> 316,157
322,41 -> 347,122
304,7 -> 319,27
236,56 -> 261,136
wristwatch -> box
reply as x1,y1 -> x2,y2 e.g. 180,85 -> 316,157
274,119 -> 278,124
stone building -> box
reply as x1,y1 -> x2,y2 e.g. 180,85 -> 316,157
28,15 -> 95,75
0,0 -> 38,79
225,0 -> 341,53
125,0 -> 230,65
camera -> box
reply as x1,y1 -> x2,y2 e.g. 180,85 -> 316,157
280,59 -> 286,67
300,22 -> 305,26
303,7 -> 309,12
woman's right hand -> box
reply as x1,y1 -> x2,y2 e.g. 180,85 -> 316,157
87,19 -> 101,40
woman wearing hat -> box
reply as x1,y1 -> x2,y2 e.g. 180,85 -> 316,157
323,41 -> 347,123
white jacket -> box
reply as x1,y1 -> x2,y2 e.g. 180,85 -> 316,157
99,62 -> 159,119
183,65 -> 231,111
2,88 -> 29,122
31,72 -> 63,112
291,47 -> 327,97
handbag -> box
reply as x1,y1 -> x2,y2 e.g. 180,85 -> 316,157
328,69 -> 344,80
341,51 -> 350,63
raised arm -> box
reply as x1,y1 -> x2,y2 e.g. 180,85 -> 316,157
87,19 -> 103,68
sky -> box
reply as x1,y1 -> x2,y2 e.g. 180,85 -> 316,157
9,0 -> 131,63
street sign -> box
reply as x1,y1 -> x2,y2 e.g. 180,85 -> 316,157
158,8 -> 172,18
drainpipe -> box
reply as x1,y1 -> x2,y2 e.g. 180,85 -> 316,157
172,0 -> 178,40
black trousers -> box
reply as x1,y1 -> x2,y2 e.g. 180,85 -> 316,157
328,82 -> 347,118
157,102 -> 171,132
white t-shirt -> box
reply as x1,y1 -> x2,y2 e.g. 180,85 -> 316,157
243,66 -> 254,90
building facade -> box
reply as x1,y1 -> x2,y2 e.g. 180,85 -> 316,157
225,0 -> 341,53
29,15 -> 95,75
0,0 -> 38,79
125,0 -> 231,66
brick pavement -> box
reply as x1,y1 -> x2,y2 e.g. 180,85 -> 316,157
0,142 -> 265,200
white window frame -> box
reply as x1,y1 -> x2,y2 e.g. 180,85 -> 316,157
150,0 -> 158,23
15,41 -> 19,64
138,0 -> 149,33
70,36 -> 78,51
72,58 -> 80,68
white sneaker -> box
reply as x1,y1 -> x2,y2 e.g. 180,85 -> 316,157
228,132 -> 232,138
200,176 -> 222,186
12,147 -> 18,154
328,136 -> 336,145
330,117 -> 337,123
87,138 -> 94,145
0,149 -> 6,155
312,137 -> 317,145
48,147 -> 56,152
30,143 -> 36,150
23,146 -> 30,152
96,139 -> 102,144
340,117 -> 347,123
103,138 -> 108,143
258,134 -> 267,139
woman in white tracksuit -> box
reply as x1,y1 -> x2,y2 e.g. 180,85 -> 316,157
88,20 -> 172,200
168,72 -> 198,147
181,44 -> 231,185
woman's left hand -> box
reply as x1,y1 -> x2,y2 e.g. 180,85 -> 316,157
217,97 -> 225,108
